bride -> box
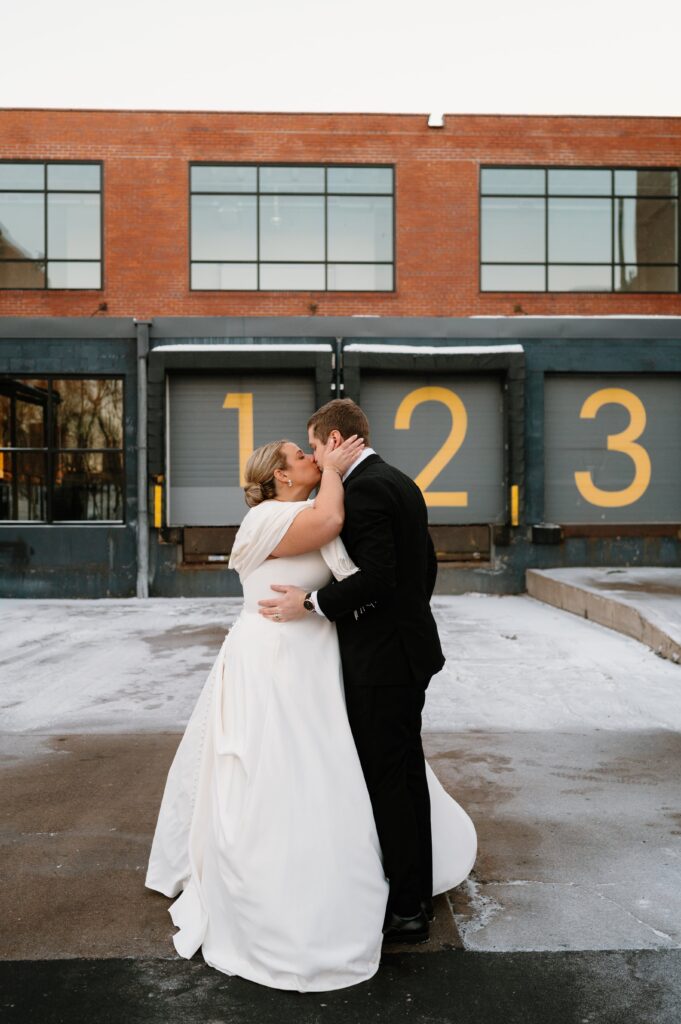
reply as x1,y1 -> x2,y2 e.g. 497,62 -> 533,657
145,433 -> 477,992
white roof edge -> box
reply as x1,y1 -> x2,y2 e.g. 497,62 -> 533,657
343,343 -> 524,354
151,344 -> 333,353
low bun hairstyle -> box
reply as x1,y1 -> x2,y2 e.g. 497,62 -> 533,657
243,440 -> 290,507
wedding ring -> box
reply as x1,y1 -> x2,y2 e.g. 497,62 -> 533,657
274,613 -> 281,621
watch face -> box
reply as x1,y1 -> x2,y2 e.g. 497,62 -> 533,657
303,599 -> 315,611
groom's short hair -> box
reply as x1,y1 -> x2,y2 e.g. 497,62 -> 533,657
308,399 -> 370,446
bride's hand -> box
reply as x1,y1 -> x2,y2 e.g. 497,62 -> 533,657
324,434 -> 365,476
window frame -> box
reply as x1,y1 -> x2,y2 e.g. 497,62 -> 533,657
188,161 -> 396,293
0,373 -> 125,524
0,159 -> 104,291
478,164 -> 680,295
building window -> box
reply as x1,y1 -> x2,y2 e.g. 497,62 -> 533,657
0,162 -> 102,289
480,167 -> 679,292
190,164 -> 394,291
0,377 -> 124,522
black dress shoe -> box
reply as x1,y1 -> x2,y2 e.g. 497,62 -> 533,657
421,897 -> 434,922
382,909 -> 430,944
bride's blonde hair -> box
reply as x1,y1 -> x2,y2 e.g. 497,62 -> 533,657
243,440 -> 290,507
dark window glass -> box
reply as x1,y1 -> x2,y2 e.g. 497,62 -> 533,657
47,194 -> 101,259
191,262 -> 257,290
548,169 -> 611,195
481,165 -> 679,292
259,195 -> 325,260
190,163 -> 394,291
548,266 -> 612,291
0,376 -> 124,523
481,198 -> 545,262
16,451 -> 48,521
47,262 -> 100,289
614,169 -> 678,197
191,194 -> 257,261
327,196 -> 392,262
480,168 -> 545,195
0,164 -> 44,190
53,451 -> 124,522
327,264 -> 393,290
615,265 -> 678,292
190,165 -> 257,193
327,167 -> 393,194
53,379 -> 123,450
47,164 -> 101,191
480,264 -> 545,291
613,198 -> 677,264
0,261 -> 46,288
259,264 -> 325,289
260,166 -> 325,193
0,193 -> 45,259
549,198 -> 612,262
0,162 -> 102,289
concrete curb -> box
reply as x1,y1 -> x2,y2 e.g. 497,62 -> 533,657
526,569 -> 681,664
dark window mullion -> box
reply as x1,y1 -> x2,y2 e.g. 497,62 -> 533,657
611,169 -> 615,293
544,168 -> 548,291
256,166 -> 260,290
324,166 -> 328,291
45,379 -> 53,523
43,163 -> 48,290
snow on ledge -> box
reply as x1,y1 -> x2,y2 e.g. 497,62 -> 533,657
343,343 -> 524,355
151,344 -> 333,353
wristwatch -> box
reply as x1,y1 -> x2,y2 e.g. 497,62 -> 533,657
303,592 -> 315,612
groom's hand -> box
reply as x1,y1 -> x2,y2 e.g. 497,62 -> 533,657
258,585 -> 307,622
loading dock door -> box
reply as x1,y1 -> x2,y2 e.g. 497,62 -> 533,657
168,372 -> 317,526
360,373 -> 506,525
544,374 -> 681,524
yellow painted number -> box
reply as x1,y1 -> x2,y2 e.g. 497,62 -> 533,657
394,386 -> 468,507
574,387 -> 651,507
223,392 -> 254,487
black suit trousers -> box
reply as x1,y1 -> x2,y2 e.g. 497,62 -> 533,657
344,682 -> 433,917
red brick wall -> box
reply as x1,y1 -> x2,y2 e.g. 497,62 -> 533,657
1,108 -> 680,318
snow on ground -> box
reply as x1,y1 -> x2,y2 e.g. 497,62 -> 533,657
0,594 -> 679,735
531,567 -> 681,646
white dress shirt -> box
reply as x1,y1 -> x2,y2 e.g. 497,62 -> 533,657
309,448 -> 376,616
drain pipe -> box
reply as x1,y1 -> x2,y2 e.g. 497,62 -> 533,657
134,319 -> 151,599
333,337 -> 343,397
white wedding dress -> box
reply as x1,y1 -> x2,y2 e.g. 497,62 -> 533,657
145,499 -> 477,992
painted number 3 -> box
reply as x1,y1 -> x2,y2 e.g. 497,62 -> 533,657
574,387 -> 651,507
394,386 -> 469,507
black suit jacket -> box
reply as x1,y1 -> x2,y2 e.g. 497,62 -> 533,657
316,454 -> 445,688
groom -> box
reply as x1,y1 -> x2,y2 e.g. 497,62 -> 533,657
259,398 -> 445,943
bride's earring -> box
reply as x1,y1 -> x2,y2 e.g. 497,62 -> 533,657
287,478 -> 292,487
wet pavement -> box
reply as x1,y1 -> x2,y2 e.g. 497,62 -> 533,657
1,594 -> 681,1021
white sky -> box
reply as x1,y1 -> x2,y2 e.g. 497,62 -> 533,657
3,0 -> 680,117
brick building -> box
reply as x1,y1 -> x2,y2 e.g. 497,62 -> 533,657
0,109 -> 680,596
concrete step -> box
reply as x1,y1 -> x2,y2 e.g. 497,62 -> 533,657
526,568 -> 681,664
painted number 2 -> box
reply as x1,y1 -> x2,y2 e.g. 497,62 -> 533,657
574,387 -> 651,507
223,392 -> 254,486
394,386 -> 469,507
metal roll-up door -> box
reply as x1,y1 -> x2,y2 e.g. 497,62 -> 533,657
544,374 -> 681,524
168,372 -> 317,526
360,373 -> 505,525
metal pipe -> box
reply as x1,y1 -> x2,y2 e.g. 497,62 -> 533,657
335,336 -> 343,396
135,319 -> 151,598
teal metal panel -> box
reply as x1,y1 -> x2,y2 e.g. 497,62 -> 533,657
360,372 -> 506,525
168,372 -> 317,526
544,373 -> 681,524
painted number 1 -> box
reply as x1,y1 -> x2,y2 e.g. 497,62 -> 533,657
394,386 -> 469,507
223,392 -> 254,486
